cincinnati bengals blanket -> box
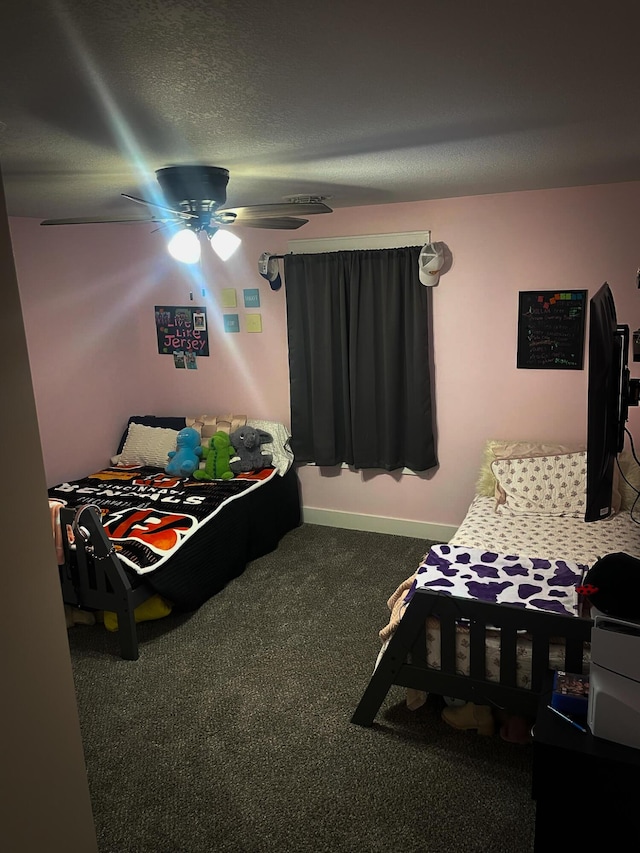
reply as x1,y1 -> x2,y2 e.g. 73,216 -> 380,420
48,465 -> 276,575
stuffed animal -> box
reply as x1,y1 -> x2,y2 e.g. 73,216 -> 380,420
102,594 -> 172,632
165,427 -> 203,477
193,430 -> 235,481
229,425 -> 273,474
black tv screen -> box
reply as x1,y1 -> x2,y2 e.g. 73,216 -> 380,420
585,283 -> 633,522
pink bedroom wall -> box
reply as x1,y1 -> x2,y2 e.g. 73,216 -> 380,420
11,218 -> 188,485
286,181 -> 640,527
10,216 -> 293,487
10,180 -> 640,527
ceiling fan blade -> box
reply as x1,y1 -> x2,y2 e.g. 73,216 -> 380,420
41,216 -> 168,226
121,193 -> 197,218
218,202 -> 332,220
231,216 -> 310,230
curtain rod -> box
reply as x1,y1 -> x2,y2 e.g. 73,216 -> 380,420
268,246 -> 423,261
269,241 -> 428,262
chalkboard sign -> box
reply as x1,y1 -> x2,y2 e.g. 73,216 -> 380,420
517,290 -> 586,370
154,306 -> 209,356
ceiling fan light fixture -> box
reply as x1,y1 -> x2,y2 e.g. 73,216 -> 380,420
39,167 -> 334,238
167,228 -> 201,264
209,228 -> 241,261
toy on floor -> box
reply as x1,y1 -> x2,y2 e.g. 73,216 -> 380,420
193,430 -> 235,481
229,425 -> 273,474
441,701 -> 495,736
103,594 -> 172,632
165,427 -> 203,477
65,605 -> 96,629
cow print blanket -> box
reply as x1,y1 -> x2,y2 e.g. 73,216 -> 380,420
405,543 -> 586,617
48,465 -> 275,574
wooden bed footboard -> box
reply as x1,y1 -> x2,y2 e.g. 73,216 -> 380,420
58,505 -> 156,660
351,588 -> 593,727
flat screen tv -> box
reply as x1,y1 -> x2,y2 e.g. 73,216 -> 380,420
585,282 -> 639,522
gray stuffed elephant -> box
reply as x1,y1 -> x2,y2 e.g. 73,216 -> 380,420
229,426 -> 273,474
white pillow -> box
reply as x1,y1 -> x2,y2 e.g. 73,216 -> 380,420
117,423 -> 179,469
491,451 -> 587,516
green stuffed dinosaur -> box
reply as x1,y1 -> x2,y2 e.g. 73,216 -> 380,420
193,431 -> 235,481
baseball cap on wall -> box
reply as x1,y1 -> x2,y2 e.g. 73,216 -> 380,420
418,243 -> 444,286
258,251 -> 282,291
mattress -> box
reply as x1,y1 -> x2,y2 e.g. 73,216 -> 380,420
449,495 -> 640,564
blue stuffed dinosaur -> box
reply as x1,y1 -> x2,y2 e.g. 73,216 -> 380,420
165,427 -> 202,477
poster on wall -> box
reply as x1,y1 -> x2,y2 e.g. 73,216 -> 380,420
517,290 -> 587,370
155,306 -> 209,356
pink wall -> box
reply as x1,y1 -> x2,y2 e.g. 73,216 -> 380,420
11,181 -> 640,526
11,219 -> 292,485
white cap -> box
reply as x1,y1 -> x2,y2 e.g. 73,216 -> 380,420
418,243 -> 444,286
258,251 -> 282,291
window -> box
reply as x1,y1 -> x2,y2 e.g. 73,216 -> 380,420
284,245 -> 437,472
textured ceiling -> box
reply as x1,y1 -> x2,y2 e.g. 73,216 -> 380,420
1,0 -> 639,222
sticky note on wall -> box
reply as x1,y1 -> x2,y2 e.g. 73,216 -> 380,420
224,314 -> 240,333
243,288 -> 260,308
246,314 -> 262,333
221,288 -> 237,308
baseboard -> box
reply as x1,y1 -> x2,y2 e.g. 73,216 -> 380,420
301,507 -> 457,542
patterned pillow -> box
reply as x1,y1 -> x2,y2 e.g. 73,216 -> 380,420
117,423 -> 180,468
182,415 -> 294,475
490,452 -> 587,516
185,414 -> 248,470
186,413 -> 248,443
476,439 -> 584,497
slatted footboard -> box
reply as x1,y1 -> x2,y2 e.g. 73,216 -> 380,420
58,506 -> 156,660
351,588 -> 593,726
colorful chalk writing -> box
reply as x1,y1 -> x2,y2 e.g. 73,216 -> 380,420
517,290 -> 586,370
155,306 -> 210,356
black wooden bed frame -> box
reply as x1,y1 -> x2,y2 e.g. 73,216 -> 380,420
351,588 -> 594,726
57,466 -> 301,660
59,505 -> 157,660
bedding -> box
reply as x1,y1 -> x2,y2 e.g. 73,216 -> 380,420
52,415 -> 301,658
352,439 -> 640,727
112,415 -> 295,476
407,544 -> 586,617
450,494 -> 640,563
49,465 -> 278,574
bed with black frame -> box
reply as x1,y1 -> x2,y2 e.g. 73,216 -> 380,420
51,415 -> 301,659
351,440 -> 640,727
351,586 -> 594,725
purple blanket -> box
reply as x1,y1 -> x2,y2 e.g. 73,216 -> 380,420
406,544 -> 586,617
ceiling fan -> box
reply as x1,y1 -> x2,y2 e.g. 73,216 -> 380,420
40,165 -> 333,262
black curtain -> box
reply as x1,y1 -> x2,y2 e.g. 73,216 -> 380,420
284,246 -> 437,472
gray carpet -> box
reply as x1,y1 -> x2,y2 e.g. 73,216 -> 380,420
68,523 -> 535,853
